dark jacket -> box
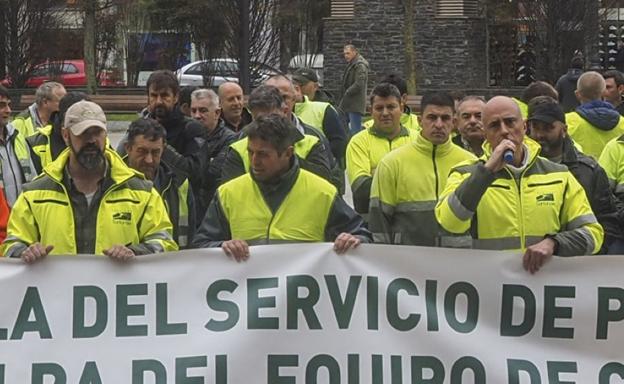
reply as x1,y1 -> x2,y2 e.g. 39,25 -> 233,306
152,162 -> 196,249
560,136 -> 623,251
576,100 -> 621,131
161,122 -> 237,219
191,158 -> 371,248
339,54 -> 370,114
117,107 -> 206,158
220,108 -> 253,133
555,69 -> 583,113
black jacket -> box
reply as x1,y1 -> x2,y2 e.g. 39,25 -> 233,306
191,158 -> 371,248
161,122 -> 237,219
152,162 -> 197,249
555,69 -> 583,113
560,137 -> 623,250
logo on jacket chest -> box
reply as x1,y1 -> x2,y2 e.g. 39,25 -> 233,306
536,193 -> 555,205
112,211 -> 132,224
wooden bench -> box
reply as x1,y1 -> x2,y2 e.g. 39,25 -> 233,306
17,94 -> 147,114
405,95 -> 422,114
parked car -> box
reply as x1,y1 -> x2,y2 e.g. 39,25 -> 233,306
289,54 -> 324,85
2,60 -> 124,88
175,58 -> 281,87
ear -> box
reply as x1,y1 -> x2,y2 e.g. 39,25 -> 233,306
574,89 -> 581,102
61,128 -> 70,145
285,145 -> 294,159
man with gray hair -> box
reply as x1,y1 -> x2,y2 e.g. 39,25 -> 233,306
221,84 -> 332,185
161,88 -> 237,217
12,81 -> 66,138
567,71 -> 624,158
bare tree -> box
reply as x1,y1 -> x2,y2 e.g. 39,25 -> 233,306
0,0 -> 63,87
275,0 -> 330,72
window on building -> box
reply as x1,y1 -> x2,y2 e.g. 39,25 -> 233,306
330,0 -> 354,18
436,0 -> 479,18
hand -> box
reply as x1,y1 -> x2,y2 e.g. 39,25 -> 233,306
484,139 -> 516,173
103,245 -> 135,261
333,233 -> 361,254
222,240 -> 249,262
20,243 -> 53,264
523,238 -> 556,274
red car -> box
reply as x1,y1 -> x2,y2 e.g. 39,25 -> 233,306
23,60 -> 122,88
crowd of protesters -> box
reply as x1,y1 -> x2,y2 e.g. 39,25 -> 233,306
2,45 -> 624,274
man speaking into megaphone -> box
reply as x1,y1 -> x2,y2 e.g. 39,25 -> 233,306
435,96 -> 604,274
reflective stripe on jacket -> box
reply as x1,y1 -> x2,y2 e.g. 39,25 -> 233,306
2,148 -> 178,256
435,139 -> 603,255
369,132 -> 476,246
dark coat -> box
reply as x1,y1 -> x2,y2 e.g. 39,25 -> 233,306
339,54 -> 369,114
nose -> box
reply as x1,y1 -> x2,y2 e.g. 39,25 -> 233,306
144,153 -> 153,164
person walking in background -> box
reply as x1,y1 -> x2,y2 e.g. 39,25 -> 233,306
339,44 -> 369,136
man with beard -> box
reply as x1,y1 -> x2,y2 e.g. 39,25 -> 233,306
117,71 -> 205,158
528,96 -> 623,254
452,96 -> 486,157
3,101 -> 177,262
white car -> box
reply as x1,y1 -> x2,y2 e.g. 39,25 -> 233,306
175,59 -> 280,87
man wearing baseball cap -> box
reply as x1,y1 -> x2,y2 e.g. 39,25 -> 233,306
3,100 -> 178,262
291,68 -> 347,171
527,95 -> 623,254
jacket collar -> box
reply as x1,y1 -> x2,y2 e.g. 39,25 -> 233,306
251,156 -> 300,196
413,131 -> 455,156
369,124 -> 410,139
45,147 -> 144,185
482,136 -> 542,164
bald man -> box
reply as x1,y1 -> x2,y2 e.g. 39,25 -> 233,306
566,71 -> 624,158
436,96 -> 603,273
217,82 -> 252,132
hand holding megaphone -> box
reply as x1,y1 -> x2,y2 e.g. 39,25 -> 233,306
485,139 -> 517,172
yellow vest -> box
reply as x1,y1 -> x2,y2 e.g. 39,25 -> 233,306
294,96 -> 328,134
218,169 -> 336,242
230,135 -> 319,172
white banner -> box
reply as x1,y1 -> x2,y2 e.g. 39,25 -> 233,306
0,244 -> 624,383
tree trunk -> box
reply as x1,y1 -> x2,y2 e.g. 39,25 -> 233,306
401,0 -> 417,95
84,0 -> 97,95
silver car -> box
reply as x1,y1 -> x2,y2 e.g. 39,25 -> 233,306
175,58 -> 280,87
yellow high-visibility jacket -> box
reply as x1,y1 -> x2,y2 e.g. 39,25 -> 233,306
3,148 -> 178,256
567,110 -> 624,159
435,138 -> 603,255
369,131 -> 476,246
346,125 -> 417,213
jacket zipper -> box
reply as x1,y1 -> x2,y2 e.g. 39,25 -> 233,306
432,145 -> 439,200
